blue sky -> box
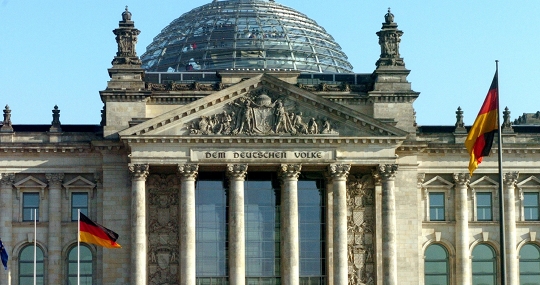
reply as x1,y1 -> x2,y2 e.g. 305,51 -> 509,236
1,0 -> 538,126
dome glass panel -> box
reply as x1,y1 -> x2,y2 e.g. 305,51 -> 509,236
141,0 -> 354,73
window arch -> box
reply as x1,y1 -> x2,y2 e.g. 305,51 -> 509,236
67,244 -> 94,285
519,243 -> 540,285
19,245 -> 44,285
472,243 -> 497,285
424,243 -> 450,285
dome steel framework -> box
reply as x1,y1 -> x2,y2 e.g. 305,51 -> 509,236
141,0 -> 354,73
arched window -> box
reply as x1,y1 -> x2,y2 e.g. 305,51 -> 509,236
472,244 -> 497,285
67,244 -> 93,285
424,244 -> 449,285
519,243 -> 540,285
19,245 -> 44,285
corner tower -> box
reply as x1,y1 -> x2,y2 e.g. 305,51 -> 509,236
369,9 -> 419,134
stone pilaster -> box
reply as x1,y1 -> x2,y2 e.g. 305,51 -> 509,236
227,164 -> 248,285
129,164 -> 149,285
376,164 -> 398,285
178,164 -> 198,285
0,173 -> 14,285
453,173 -> 470,285
325,177 -> 334,285
280,164 -> 301,285
328,164 -> 350,285
46,173 -> 64,285
504,172 -> 519,284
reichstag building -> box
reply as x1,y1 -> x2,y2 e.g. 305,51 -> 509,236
1,0 -> 540,284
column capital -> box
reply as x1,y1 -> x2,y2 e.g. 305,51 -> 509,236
45,173 -> 64,187
227,164 -> 248,180
327,164 -> 351,180
129,164 -> 149,180
279,164 -> 302,180
504,171 -> 519,185
178,164 -> 199,180
452,173 -> 470,186
374,164 -> 398,181
0,173 -> 15,187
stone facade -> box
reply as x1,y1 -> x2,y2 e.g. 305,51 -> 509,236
0,5 -> 539,285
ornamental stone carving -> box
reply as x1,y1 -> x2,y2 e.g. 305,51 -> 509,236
452,173 -> 470,186
376,9 -> 405,67
45,173 -> 64,188
177,164 -> 199,179
226,164 -> 248,180
347,174 -> 376,285
1,105 -> 13,132
375,164 -> 398,180
0,173 -> 15,187
279,164 -> 302,180
147,174 -> 180,285
112,6 -> 142,65
188,90 -> 338,136
328,164 -> 351,180
129,164 -> 149,180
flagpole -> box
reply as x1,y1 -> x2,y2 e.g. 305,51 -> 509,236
33,209 -> 36,285
78,209 -> 80,285
495,60 -> 506,285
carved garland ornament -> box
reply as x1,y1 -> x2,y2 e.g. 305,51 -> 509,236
188,90 -> 338,136
147,174 -> 180,285
347,174 -> 376,285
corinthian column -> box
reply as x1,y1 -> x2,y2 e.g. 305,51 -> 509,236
227,164 -> 248,285
453,173 -> 470,285
327,164 -> 350,285
0,173 -> 14,285
178,164 -> 199,285
375,164 -> 398,285
46,173 -> 64,285
129,164 -> 149,285
280,164 -> 301,285
504,172 -> 519,284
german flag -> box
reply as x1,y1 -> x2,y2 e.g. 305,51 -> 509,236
79,213 -> 121,249
465,71 -> 499,175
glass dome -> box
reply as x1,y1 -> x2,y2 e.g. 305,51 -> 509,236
141,0 -> 354,73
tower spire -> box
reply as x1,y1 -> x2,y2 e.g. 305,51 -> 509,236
111,6 -> 142,66
376,8 -> 404,67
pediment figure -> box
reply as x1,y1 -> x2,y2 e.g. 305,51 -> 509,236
119,74 -> 408,139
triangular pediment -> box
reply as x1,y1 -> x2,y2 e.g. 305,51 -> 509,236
517,176 -> 540,188
423,176 -> 453,189
470,176 -> 499,188
63,176 -> 95,189
14,176 -> 47,189
119,73 -> 408,141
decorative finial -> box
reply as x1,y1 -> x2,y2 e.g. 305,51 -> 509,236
385,7 -> 394,24
502,106 -> 514,133
122,6 -> 132,22
454,106 -> 466,133
1,105 -> 13,132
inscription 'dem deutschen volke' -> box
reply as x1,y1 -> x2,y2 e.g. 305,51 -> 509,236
191,150 -> 333,161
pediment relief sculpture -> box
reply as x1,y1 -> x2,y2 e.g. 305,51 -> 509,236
188,89 -> 338,136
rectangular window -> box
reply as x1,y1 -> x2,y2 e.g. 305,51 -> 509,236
72,193 -> 89,221
476,193 -> 493,221
195,172 -> 228,282
298,177 -> 325,283
429,193 -> 445,221
524,193 -> 540,221
22,193 -> 39,222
